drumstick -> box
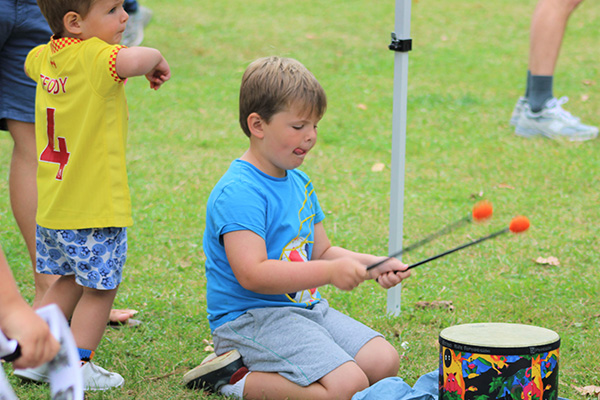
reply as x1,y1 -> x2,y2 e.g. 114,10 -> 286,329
405,216 -> 530,270
366,201 -> 493,271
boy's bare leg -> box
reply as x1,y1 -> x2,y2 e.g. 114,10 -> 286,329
70,287 -> 118,350
354,336 -> 400,385
38,275 -> 84,319
243,361 -> 369,400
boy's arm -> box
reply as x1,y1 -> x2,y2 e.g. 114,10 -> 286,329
312,222 -> 411,289
0,248 -> 60,369
223,229 -> 369,293
115,47 -> 171,89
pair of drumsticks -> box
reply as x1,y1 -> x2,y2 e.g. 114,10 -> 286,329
366,201 -> 530,271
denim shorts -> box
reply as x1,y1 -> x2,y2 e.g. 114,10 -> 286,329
36,226 -> 127,290
0,0 -> 52,130
213,300 -> 382,387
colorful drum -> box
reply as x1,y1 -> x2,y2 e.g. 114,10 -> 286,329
439,323 -> 560,400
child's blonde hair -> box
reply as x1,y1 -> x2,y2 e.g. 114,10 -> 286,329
239,56 -> 327,137
37,0 -> 96,37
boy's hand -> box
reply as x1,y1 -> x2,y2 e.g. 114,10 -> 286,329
367,257 -> 411,289
145,57 -> 170,90
329,257 -> 369,291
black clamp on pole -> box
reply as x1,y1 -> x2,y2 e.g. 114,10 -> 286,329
388,32 -> 412,52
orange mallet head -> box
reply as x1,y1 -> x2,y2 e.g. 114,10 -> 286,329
472,200 -> 493,221
509,216 -> 530,233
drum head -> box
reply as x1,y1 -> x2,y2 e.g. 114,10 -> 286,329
440,322 -> 560,355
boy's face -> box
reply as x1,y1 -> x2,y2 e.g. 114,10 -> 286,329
256,106 -> 320,177
78,0 -> 129,44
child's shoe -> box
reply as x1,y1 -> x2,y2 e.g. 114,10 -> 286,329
183,349 -> 248,393
81,362 -> 124,391
13,363 -> 50,382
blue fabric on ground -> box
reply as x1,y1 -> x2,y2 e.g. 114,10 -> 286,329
352,370 -> 439,400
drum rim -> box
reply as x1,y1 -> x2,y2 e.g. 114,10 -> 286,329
439,322 -> 560,355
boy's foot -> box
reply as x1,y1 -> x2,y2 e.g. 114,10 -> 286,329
122,6 -> 153,47
14,360 -> 123,391
81,362 -> 124,391
515,97 -> 598,141
13,363 -> 50,383
183,349 -> 248,393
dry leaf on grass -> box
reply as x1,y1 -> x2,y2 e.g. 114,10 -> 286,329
357,103 -> 367,110
415,300 -> 454,311
497,183 -> 515,190
571,385 -> 600,398
535,256 -> 560,266
371,162 -> 385,172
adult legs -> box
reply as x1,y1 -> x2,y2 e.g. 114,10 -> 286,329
6,119 -> 54,308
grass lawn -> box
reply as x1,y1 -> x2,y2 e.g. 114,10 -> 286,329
1,0 -> 598,398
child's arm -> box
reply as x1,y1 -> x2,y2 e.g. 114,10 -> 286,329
115,47 -> 171,89
0,248 -> 59,369
312,222 -> 411,289
223,229 -> 369,294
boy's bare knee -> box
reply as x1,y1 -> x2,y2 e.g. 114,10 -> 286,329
318,361 -> 369,400
355,337 -> 400,384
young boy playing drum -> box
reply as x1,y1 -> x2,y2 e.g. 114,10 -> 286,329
185,56 -> 411,400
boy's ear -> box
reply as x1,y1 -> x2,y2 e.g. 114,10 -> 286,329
247,113 -> 265,139
63,11 -> 83,35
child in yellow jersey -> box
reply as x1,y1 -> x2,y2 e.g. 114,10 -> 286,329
18,0 -> 170,391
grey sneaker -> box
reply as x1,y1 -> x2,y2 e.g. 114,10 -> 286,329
515,97 -> 598,141
183,350 -> 248,393
509,97 -> 526,126
81,362 -> 124,391
122,6 -> 153,47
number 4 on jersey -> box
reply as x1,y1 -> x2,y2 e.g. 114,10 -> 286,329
40,108 -> 70,180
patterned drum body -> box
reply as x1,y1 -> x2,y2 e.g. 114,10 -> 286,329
439,323 -> 560,400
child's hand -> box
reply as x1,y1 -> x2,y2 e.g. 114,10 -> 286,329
367,257 -> 411,289
145,57 -> 170,90
329,257 -> 369,291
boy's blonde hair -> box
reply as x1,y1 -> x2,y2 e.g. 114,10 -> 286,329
239,56 -> 327,137
37,0 -> 95,37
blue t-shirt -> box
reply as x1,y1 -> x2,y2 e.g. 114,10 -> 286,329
204,160 -> 326,332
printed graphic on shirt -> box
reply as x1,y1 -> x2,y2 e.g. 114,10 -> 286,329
280,179 -> 320,306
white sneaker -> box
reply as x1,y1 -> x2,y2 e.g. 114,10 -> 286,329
509,96 -> 526,126
515,97 -> 598,141
13,363 -> 50,382
81,362 -> 124,391
122,6 -> 153,47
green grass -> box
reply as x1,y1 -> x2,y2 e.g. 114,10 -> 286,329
1,0 -> 599,398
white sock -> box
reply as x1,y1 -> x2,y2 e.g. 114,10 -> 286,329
220,372 -> 250,399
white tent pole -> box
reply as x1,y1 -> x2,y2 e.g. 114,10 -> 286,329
387,0 -> 411,316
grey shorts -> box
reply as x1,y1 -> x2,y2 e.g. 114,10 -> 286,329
212,300 -> 382,387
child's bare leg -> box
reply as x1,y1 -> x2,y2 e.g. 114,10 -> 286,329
243,361 -> 369,400
70,287 -> 118,350
354,336 -> 400,385
39,275 -> 83,317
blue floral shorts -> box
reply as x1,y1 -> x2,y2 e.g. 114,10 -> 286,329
36,226 -> 127,290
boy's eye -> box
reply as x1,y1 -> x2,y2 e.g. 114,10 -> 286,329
293,125 -> 304,130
